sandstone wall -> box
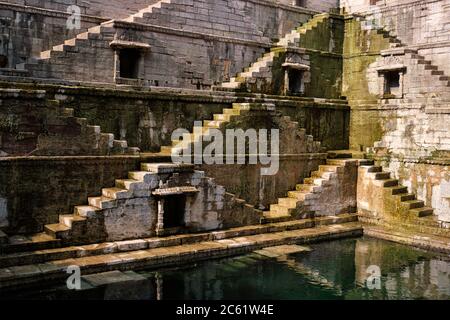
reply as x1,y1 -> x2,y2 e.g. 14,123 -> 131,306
344,0 -> 450,75
34,86 -> 349,151
0,0 -> 319,71
0,155 -> 142,233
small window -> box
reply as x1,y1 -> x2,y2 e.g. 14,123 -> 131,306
119,49 -> 140,79
288,69 -> 304,95
384,71 -> 400,95
294,0 -> 306,7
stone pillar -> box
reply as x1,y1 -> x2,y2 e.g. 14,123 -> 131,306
283,69 -> 289,96
157,198 -> 165,234
113,50 -> 120,81
184,197 -> 191,226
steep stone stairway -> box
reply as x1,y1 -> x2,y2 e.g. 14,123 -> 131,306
403,49 -> 450,93
16,22 -> 116,75
357,14 -> 450,92
33,100 -> 138,156
359,164 -> 434,218
216,13 -> 330,91
158,102 -> 322,156
261,158 -> 367,224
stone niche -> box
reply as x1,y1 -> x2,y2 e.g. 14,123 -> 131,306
110,38 -> 151,85
375,55 -> 406,99
282,48 -> 310,96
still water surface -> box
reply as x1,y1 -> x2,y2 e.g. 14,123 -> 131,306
3,237 -> 450,300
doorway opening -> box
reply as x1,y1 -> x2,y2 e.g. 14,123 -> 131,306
163,195 -> 186,228
119,48 -> 140,79
288,69 -> 304,95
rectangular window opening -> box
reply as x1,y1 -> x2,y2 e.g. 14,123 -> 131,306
384,71 -> 400,95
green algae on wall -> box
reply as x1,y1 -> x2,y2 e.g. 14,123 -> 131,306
343,17 -> 392,151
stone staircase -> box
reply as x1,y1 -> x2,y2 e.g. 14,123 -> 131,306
16,22 -> 116,75
159,102 -> 322,156
276,13 -> 330,47
32,100 -> 138,156
159,102 -> 247,155
359,164 -> 434,218
123,0 -> 172,23
358,14 -> 450,92
261,158 -> 368,224
404,49 -> 450,91
357,14 -> 404,49
43,163 -> 187,244
216,13 -> 330,91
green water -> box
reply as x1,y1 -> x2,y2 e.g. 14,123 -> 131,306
3,237 -> 450,300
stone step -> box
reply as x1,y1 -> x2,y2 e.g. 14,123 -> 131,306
203,120 -> 225,128
74,205 -> 102,218
288,191 -> 317,201
365,166 -> 382,173
59,215 -> 87,228
424,65 -> 438,71
402,200 -> 425,210
88,196 -> 117,209
295,184 -> 320,193
102,187 -> 131,200
387,186 -> 408,195
44,223 -> 71,239
115,179 -> 139,190
396,193 -> 416,202
141,163 -> 194,173
409,207 -> 434,218
378,179 -> 399,187
319,165 -> 342,173
213,113 -> 231,121
431,70 -> 444,76
278,197 -> 299,208
372,172 -> 391,180
270,204 -> 292,215
303,177 -> 325,186
260,211 -> 292,224
223,108 -> 241,115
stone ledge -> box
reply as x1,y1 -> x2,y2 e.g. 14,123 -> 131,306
0,214 -> 358,265
373,155 -> 450,166
363,225 -> 450,254
0,80 -> 349,108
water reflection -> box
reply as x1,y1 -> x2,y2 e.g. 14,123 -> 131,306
2,237 -> 450,300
